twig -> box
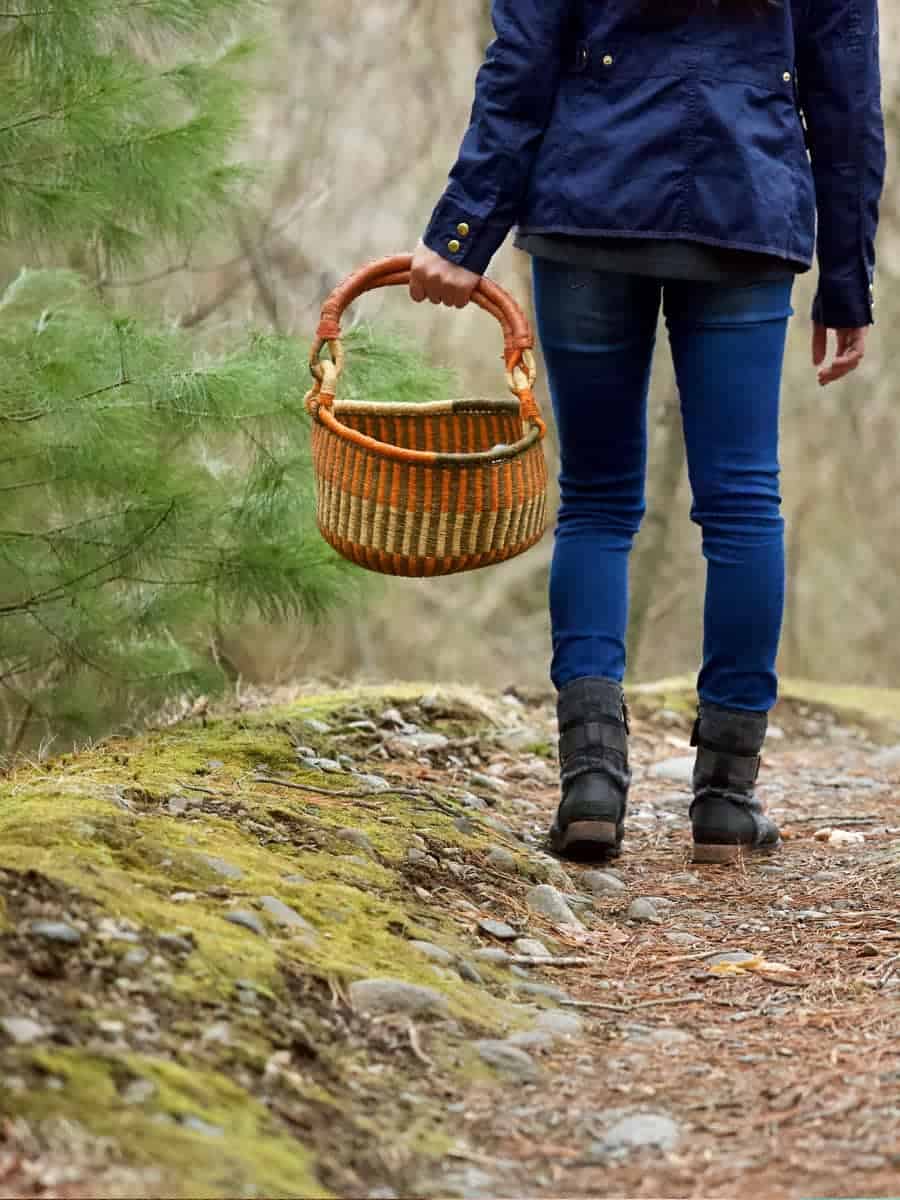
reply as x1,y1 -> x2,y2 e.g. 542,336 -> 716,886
504,956 -> 598,968
787,815 -> 885,825
253,774 -> 422,801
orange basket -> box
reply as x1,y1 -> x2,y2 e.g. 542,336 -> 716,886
304,254 -> 549,577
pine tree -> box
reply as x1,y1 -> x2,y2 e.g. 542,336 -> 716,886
0,2 -> 455,756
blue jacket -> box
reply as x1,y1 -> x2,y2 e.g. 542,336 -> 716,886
422,0 -> 885,329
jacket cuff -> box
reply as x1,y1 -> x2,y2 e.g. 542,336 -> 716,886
422,195 -> 511,276
811,276 -> 876,329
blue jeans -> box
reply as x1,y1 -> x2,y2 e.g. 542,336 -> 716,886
532,257 -> 795,714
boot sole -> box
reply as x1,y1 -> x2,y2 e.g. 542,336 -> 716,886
551,821 -> 621,863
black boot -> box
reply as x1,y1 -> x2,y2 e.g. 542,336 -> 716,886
690,702 -> 781,864
549,677 -> 630,862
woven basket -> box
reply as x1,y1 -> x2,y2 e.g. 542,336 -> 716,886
304,254 -> 549,577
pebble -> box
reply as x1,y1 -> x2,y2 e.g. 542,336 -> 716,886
669,872 -> 701,886
496,727 -> 542,753
649,756 -> 695,783
354,773 -> 391,793
472,947 -> 511,964
409,941 -> 454,965
166,796 -> 191,816
664,931 -> 703,946
506,1030 -> 554,1050
526,885 -> 585,930
474,1039 -> 540,1082
478,918 -> 518,941
591,1111 -> 682,1157
1,1017 -> 49,1045
514,981 -> 572,1004
157,933 -> 194,956
304,718 -> 332,734
627,898 -> 662,924
405,848 -> 438,869
460,793 -> 488,812
123,947 -> 150,967
336,828 -> 376,856
198,855 -> 243,881
202,1022 -> 231,1044
307,756 -> 344,773
485,846 -> 517,873
469,772 -> 507,794
345,719 -> 378,733
514,938 -> 551,958
350,979 -> 449,1017
456,960 -> 483,984
259,896 -> 316,933
224,910 -> 266,936
534,1009 -> 583,1039
26,920 -> 81,945
583,870 -> 627,896
386,732 -> 449,756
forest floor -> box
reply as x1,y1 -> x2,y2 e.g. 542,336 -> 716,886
0,679 -> 898,1200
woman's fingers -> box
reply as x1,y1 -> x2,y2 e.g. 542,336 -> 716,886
815,325 -> 867,387
409,240 -> 481,307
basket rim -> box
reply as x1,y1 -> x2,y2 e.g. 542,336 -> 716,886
313,402 -> 544,466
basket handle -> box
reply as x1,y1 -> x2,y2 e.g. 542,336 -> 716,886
305,253 -> 545,437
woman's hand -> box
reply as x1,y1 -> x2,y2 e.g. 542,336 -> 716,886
409,239 -> 481,308
812,324 -> 867,387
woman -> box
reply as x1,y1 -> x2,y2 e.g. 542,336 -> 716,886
409,0 -> 885,864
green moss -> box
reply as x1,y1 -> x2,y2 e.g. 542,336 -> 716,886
6,1049 -> 327,1200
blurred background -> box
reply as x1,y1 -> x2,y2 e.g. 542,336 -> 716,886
217,0 -> 900,695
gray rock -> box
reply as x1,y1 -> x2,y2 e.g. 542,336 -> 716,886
26,920 -> 81,945
336,828 -> 376,856
534,1009 -> 583,1039
259,896 -> 316,934
304,718 -> 332,734
514,981 -> 572,1004
435,1165 -> 499,1199
642,896 -> 677,910
475,1039 -> 540,1082
496,727 -> 541,753
198,855 -> 243,881
282,873 -> 308,885
166,795 -> 191,816
506,1029 -> 554,1050
478,918 -> 518,941
379,707 -> 406,728
485,846 -> 517,873
345,719 -> 378,733
202,1022 -> 231,1044
459,793 -> 488,812
628,898 -> 662,924
592,1111 -> 681,1157
622,1023 -> 693,1045
123,947 -> 150,967
409,940 -> 454,965
387,732 -> 449,756
649,756 -> 695,784
366,1189 -> 399,1200
584,870 -> 627,896
350,979 -> 449,1017
405,847 -> 438,868
469,771 -> 507,794
454,816 -> 479,836
456,961 -> 483,984
526,885 -> 585,930
307,756 -> 344,773
224,910 -> 266,936
0,1017 -> 49,1045
472,947 -> 511,964
669,872 -> 701,886
354,773 -> 391,792
514,938 -> 551,958
664,931 -> 703,946
205,760 -> 225,771
704,950 -> 757,966
157,933 -> 194,955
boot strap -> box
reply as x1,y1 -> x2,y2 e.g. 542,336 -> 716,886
691,719 -> 761,789
559,719 -> 628,761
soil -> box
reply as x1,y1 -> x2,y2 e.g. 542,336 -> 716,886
0,681 -> 898,1200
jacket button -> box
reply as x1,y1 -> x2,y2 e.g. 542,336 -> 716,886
603,54 -> 614,67
448,239 -> 461,253
783,71 -> 792,82
456,223 -> 470,237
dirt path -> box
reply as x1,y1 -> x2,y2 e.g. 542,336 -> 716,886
0,683 -> 898,1200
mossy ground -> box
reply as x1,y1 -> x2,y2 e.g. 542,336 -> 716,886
0,685 -> 540,1198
